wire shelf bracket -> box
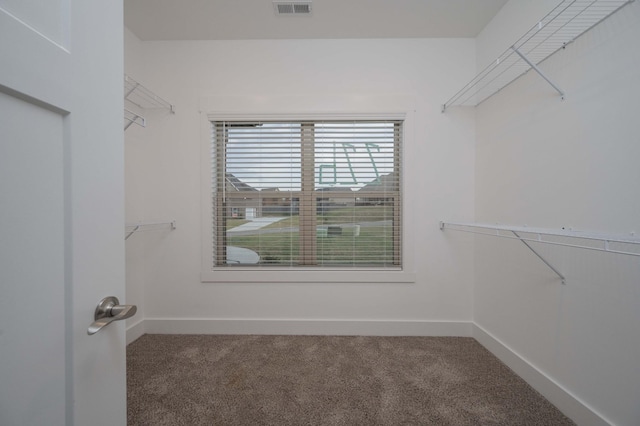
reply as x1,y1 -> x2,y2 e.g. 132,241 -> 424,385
440,221 -> 640,284
511,47 -> 565,99
124,74 -> 175,130
441,0 -> 634,112
511,230 -> 566,284
125,221 -> 176,240
124,74 -> 175,112
124,108 -> 146,130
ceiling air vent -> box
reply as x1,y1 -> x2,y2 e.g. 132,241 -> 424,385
273,1 -> 312,16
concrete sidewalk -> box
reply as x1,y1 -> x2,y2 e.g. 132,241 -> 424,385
227,216 -> 287,233
226,246 -> 260,264
226,217 -> 287,264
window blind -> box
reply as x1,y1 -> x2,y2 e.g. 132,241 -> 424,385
211,120 -> 402,268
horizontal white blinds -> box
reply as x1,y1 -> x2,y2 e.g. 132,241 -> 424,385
212,120 -> 402,267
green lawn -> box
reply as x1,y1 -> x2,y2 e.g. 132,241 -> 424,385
228,225 -> 394,266
226,205 -> 396,265
229,232 -> 299,264
319,205 -> 393,224
262,205 -> 392,229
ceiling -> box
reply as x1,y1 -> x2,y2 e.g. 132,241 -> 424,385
125,0 -> 509,41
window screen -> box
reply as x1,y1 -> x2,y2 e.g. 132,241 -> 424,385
211,120 -> 402,268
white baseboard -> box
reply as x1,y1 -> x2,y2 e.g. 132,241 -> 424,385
136,318 -> 473,337
126,318 -> 146,345
472,323 -> 611,426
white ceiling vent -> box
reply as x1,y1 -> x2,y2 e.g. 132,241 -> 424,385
273,1 -> 312,16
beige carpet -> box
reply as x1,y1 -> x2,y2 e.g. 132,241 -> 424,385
127,334 -> 574,426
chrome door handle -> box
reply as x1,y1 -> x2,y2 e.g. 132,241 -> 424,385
87,296 -> 137,335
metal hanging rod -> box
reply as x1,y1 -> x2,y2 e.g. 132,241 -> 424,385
124,74 -> 175,113
440,221 -> 640,285
442,0 -> 634,112
125,221 -> 176,240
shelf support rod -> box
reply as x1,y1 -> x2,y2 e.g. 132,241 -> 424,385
124,81 -> 139,99
124,109 -> 146,130
511,231 -> 566,284
125,225 -> 140,241
512,47 -> 565,99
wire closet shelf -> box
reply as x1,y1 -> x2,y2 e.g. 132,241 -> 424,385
125,221 -> 176,240
440,221 -> 640,284
440,222 -> 640,257
441,0 -> 634,112
124,74 -> 175,130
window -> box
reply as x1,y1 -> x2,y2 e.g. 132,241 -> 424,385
210,120 -> 402,269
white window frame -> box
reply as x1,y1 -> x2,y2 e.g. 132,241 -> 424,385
200,95 -> 415,283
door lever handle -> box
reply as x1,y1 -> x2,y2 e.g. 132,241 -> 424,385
87,296 -> 137,335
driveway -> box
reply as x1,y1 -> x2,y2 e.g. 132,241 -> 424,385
227,216 -> 287,234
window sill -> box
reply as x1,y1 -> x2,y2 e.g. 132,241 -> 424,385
201,268 -> 415,284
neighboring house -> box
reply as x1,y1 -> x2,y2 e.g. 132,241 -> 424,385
225,173 -> 261,219
261,187 -> 300,215
224,175 -> 300,217
225,172 -> 258,192
357,172 -> 397,205
316,186 -> 355,214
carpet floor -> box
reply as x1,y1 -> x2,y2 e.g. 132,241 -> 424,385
127,334 -> 574,426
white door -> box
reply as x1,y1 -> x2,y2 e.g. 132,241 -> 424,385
0,1 -> 127,425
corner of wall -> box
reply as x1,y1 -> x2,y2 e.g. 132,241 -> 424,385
472,323 -> 611,426
126,318 -> 146,345
475,0 -> 561,71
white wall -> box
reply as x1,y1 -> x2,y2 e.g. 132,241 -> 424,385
124,27 -> 150,338
473,1 -> 640,425
123,35 -> 477,334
